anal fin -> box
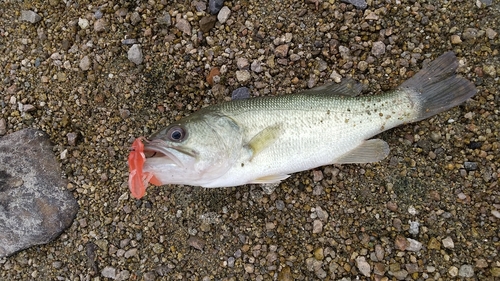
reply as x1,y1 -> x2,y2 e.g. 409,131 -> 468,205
334,139 -> 390,164
250,174 -> 290,184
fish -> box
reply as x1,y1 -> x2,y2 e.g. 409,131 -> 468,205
128,52 -> 477,199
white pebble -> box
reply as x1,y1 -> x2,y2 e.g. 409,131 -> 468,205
78,18 -> 89,29
355,256 -> 371,277
442,236 -> 455,249
20,10 -> 41,23
128,44 -> 143,65
217,6 -> 231,24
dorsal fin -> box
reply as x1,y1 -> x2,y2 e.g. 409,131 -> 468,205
301,77 -> 363,97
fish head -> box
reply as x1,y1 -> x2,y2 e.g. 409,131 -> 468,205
143,111 -> 242,186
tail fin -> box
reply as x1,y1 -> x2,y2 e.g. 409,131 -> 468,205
399,52 -> 477,122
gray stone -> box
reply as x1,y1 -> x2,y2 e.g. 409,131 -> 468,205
208,0 -> 224,14
406,238 -> 422,252
442,236 -> 455,249
101,266 -> 117,279
79,55 -> 91,71
0,118 -> 6,135
0,129 -> 78,258
94,18 -> 107,33
341,0 -> 367,9
231,87 -> 250,100
458,264 -> 474,277
356,256 -> 371,277
236,57 -> 249,70
251,60 -> 263,73
157,12 -> 171,26
217,6 -> 231,24
20,10 -> 42,24
175,18 -> 191,35
371,41 -> 386,57
128,44 -> 143,65
235,70 -> 251,83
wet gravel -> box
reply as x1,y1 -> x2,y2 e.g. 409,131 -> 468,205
1,0 -> 499,280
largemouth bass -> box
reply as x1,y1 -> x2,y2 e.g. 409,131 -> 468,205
128,52 -> 476,199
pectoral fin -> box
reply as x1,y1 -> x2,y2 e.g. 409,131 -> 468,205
334,139 -> 390,164
246,124 -> 282,159
301,77 -> 363,97
250,174 -> 290,184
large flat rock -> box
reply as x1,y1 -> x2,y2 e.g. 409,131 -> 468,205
0,129 -> 79,258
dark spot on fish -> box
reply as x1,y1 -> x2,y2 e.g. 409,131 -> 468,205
326,110 -> 330,115
241,163 -> 244,167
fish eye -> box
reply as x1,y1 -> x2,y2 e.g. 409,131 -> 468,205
166,125 -> 187,142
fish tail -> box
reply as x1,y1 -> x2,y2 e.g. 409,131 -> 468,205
399,51 -> 477,122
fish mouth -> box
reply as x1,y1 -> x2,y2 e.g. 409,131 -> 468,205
143,139 -> 195,168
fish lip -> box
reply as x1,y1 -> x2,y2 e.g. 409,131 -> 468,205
143,139 -> 194,167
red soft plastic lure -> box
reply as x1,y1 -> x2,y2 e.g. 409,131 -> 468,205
128,137 -> 160,199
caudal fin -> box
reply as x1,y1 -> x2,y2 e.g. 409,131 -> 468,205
399,52 -> 477,122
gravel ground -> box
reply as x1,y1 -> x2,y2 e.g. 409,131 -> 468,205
1,0 -> 499,280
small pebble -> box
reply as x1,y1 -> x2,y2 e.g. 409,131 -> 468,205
101,266 -> 116,279
250,60 -> 263,73
491,210 -> 500,219
442,237 -> 454,249
20,10 -> 42,23
231,87 -> 250,100
208,0 -> 224,14
406,238 -> 422,252
451,35 -> 462,44
128,44 -> 143,65
312,220 -> 323,234
371,41 -> 386,57
485,27 -> 498,39
341,0 -> 368,9
449,266 -> 459,277
274,45 -> 289,58
235,70 -> 251,83
79,56 -> 91,71
188,236 -> 206,251
78,18 -> 89,29
408,221 -> 419,235
217,6 -> 231,24
67,133 -> 77,146
157,12 -> 171,26
0,118 -> 6,135
236,58 -> 249,70
94,19 -> 107,33
175,18 -> 191,35
355,256 -> 371,277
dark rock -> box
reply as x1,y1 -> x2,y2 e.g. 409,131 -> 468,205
0,129 -> 78,258
208,0 -> 224,14
464,161 -> 478,171
199,16 -> 217,33
341,0 -> 368,9
231,87 -> 250,100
